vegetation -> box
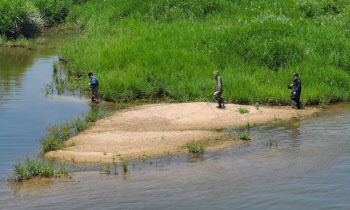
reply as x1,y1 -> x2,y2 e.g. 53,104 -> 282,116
56,0 -> 350,105
238,107 -> 250,114
121,158 -> 129,173
239,133 -> 251,140
187,141 -> 205,153
41,109 -> 111,152
8,157 -> 69,182
0,0 -> 82,39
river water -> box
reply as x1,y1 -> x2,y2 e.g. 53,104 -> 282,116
1,35 -> 350,209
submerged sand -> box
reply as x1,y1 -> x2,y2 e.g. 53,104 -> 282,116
45,102 -> 318,162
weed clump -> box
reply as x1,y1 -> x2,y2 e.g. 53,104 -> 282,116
239,133 -> 251,140
238,108 -> 250,114
186,141 -> 205,153
8,158 -> 69,182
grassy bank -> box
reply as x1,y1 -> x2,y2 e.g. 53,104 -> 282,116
41,109 -> 112,152
58,0 -> 350,105
8,158 -> 69,182
0,0 -> 82,40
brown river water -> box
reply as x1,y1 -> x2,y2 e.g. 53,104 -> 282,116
1,34 -> 350,210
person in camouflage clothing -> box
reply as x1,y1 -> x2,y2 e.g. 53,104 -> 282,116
214,70 -> 225,108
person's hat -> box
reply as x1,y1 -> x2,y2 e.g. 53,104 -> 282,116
213,70 -> 219,75
293,72 -> 299,76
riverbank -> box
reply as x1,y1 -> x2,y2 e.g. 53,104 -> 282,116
45,102 -> 318,163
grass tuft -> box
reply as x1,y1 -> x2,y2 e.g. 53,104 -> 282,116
238,108 -> 250,114
186,141 -> 205,153
239,133 -> 251,140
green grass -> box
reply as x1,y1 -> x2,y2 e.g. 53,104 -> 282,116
57,0 -> 350,105
8,158 -> 69,182
186,141 -> 205,153
238,108 -> 250,114
121,158 -> 129,173
239,133 -> 251,140
0,0 -> 80,39
41,109 -> 111,152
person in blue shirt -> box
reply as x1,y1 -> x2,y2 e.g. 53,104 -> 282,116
88,72 -> 99,103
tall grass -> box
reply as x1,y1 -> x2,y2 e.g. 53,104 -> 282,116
8,158 -> 69,182
0,0 -> 81,39
59,0 -> 350,105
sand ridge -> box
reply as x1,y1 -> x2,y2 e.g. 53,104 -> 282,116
45,102 -> 318,162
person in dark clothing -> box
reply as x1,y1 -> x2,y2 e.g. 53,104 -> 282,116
214,70 -> 225,108
88,72 -> 99,103
289,72 -> 302,109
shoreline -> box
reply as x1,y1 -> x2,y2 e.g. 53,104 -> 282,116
45,102 -> 319,163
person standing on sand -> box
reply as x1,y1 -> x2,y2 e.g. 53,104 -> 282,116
214,70 -> 225,108
289,72 -> 302,109
88,72 -> 99,103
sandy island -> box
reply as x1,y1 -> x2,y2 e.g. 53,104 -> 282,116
45,102 -> 318,163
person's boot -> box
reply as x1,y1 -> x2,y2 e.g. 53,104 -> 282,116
217,102 -> 222,108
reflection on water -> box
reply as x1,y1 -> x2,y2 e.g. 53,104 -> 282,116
0,32 -> 92,199
1,103 -> 350,209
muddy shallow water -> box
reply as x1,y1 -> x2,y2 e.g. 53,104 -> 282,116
1,35 -> 350,209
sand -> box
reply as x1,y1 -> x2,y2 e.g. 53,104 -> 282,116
45,102 -> 318,163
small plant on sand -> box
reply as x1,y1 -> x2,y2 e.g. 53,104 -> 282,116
272,116 -> 281,124
70,156 -> 75,164
238,107 -> 249,114
255,102 -> 260,110
8,158 -> 69,182
103,151 -> 107,155
239,133 -> 251,140
244,122 -> 251,130
186,141 -> 204,153
70,141 -> 76,147
141,155 -> 148,163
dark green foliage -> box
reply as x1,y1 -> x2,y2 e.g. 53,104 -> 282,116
8,158 -> 69,182
59,0 -> 350,105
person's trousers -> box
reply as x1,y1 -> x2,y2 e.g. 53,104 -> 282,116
92,86 -> 98,103
292,97 -> 301,109
215,92 -> 224,107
